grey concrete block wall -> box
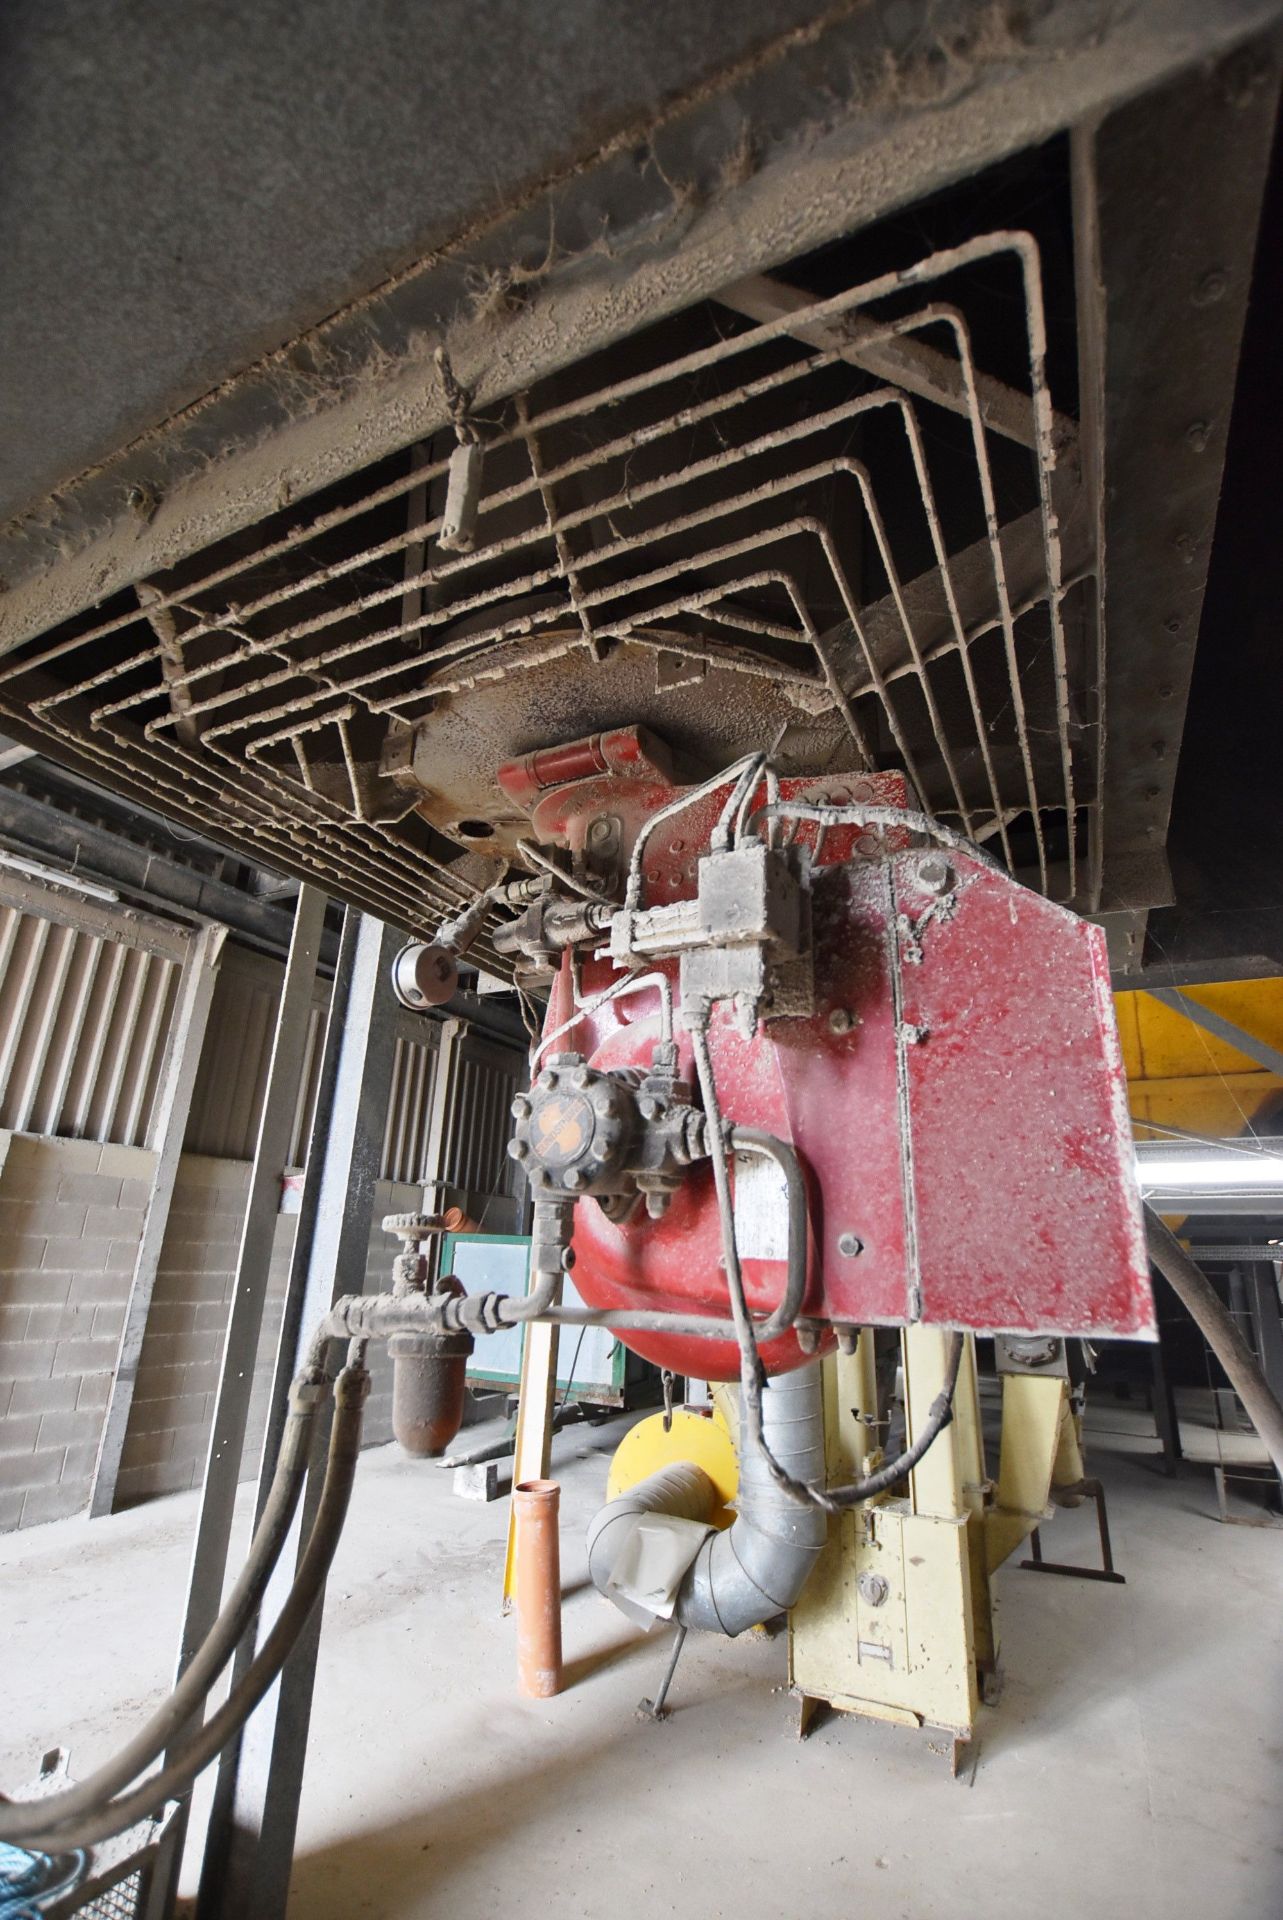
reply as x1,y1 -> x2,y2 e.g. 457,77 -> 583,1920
114,1167 -> 423,1505
0,1139 -> 436,1531
0,1135 -> 154,1531
115,1155 -> 267,1506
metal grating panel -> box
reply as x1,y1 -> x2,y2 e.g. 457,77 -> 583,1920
440,1035 -> 524,1219
380,1025 -> 441,1184
0,903 -> 181,1147
76,1869 -> 145,1920
0,229 -> 1094,949
186,942 -> 327,1163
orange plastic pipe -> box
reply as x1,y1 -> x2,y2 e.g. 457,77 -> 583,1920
513,1479 -> 563,1698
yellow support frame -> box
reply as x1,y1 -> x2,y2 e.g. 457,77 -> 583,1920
788,1333 -> 1084,1763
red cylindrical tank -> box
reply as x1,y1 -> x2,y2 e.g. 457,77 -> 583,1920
564,986 -> 828,1383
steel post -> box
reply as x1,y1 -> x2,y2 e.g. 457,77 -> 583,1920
145,888 -> 327,1917
196,910 -> 400,1920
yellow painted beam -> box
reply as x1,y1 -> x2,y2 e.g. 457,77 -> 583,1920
1116,975 -> 1283,1082
1116,974 -> 1283,1140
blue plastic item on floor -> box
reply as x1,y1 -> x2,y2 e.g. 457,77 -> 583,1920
0,1842 -> 86,1919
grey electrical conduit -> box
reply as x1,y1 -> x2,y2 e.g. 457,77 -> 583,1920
0,1377 -> 320,1847
1144,1204 -> 1283,1481
1,1360 -> 369,1856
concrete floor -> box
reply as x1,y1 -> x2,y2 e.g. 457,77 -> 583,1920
2,1416 -> 1281,1920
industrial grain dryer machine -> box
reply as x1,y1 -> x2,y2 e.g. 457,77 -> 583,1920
389,719 -> 1153,1755
16,134 -> 1274,1839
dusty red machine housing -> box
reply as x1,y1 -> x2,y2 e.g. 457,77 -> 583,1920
503,732 -> 1153,1382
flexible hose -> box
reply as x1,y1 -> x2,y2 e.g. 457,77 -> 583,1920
729,1128 -> 808,1341
626,751 -> 764,909
747,800 -> 1002,873
3,1364 -> 369,1856
1144,1205 -> 1283,1481
0,1381 -> 320,1846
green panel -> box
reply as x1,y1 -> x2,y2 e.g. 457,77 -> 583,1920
445,1231 -> 625,1395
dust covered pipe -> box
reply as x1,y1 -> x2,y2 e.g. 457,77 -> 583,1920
587,1362 -> 827,1636
1144,1205 -> 1283,1481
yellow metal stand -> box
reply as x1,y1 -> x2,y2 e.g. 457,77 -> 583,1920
788,1333 -> 1091,1768
788,1331 -> 982,1769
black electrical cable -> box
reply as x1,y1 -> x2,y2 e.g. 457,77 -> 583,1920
556,1327 -> 587,1412
1,1362 -> 369,1857
690,1019 -> 963,1515
0,1378 -> 322,1847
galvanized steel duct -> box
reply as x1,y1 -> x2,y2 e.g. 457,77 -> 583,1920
587,1362 -> 827,1637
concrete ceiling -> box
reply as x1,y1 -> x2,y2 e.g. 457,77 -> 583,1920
0,0 -> 829,527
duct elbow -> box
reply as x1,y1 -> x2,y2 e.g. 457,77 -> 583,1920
587,1363 -> 827,1638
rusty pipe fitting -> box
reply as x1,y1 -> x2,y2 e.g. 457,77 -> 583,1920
513,1479 -> 563,1698
391,1273 -> 473,1458
382,1212 -> 476,1458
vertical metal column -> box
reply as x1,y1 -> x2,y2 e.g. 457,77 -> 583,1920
197,911 -> 400,1920
90,921 -> 226,1518
145,890 -> 326,1918
420,1014 -> 462,1285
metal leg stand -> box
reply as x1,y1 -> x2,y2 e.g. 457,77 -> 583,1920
1020,1477 -> 1125,1584
637,1624 -> 688,1722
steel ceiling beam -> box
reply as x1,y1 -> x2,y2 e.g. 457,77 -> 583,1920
0,781 -> 311,959
715,272 -> 1075,451
1076,41 -> 1283,968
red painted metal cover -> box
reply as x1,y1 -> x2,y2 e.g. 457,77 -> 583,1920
535,769 -> 1153,1378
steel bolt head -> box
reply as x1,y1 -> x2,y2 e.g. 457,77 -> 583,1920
917,855 -> 953,895
563,1168 -> 585,1190
507,1138 -> 528,1161
638,1095 -> 660,1120
837,1232 -> 864,1259
511,1095 -> 531,1120
538,1067 -> 558,1090
858,1572 -> 890,1607
828,1007 -> 856,1034
571,1066 -> 591,1091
